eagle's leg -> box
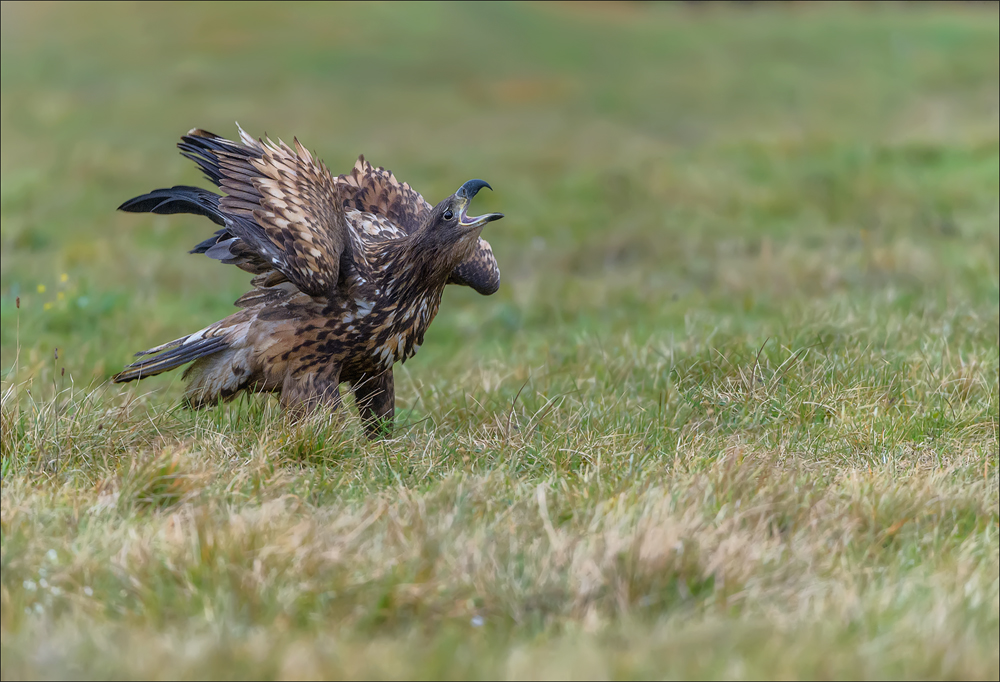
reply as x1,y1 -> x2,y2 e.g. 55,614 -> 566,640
280,366 -> 343,420
352,369 -> 395,439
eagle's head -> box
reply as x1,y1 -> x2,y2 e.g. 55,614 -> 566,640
419,179 -> 503,266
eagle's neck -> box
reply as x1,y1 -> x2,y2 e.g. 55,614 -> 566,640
361,233 -> 478,366
384,231 -> 479,293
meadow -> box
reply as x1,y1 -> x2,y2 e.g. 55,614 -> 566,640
1,2 -> 998,678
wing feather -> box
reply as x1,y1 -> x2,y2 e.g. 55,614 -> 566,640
447,238 -> 501,295
127,129 -> 501,298
183,127 -> 349,298
336,155 -> 432,232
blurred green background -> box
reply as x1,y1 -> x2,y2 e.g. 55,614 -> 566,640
2,4 -> 998,678
1,1 -> 997,392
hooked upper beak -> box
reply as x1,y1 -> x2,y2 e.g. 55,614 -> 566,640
456,179 -> 504,229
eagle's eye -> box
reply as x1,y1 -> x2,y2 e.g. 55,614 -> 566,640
443,209 -> 454,221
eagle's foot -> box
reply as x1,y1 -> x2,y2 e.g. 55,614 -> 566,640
280,368 -> 343,420
351,370 -> 395,440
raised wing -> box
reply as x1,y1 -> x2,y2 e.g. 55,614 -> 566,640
123,133 -> 501,296
337,156 -> 501,295
448,239 -> 501,295
179,127 -> 349,298
336,155 -> 432,232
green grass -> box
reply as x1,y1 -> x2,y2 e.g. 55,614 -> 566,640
2,1 -> 998,679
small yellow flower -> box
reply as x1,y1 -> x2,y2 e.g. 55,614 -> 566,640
57,292 -> 65,301
37,284 -> 46,293
44,302 -> 54,311
60,273 -> 69,283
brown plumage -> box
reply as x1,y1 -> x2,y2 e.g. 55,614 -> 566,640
113,125 -> 503,437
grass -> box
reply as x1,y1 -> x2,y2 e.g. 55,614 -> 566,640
1,1 -> 998,679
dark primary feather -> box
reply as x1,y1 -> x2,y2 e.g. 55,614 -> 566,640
121,187 -> 273,273
190,228 -> 232,255
178,128 -> 264,187
118,185 -> 226,225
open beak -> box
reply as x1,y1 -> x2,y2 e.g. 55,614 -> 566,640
456,179 -> 504,229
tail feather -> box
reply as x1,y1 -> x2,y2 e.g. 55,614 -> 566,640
113,335 -> 229,383
181,346 -> 257,408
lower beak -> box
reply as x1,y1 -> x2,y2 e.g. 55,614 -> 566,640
459,212 -> 504,229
